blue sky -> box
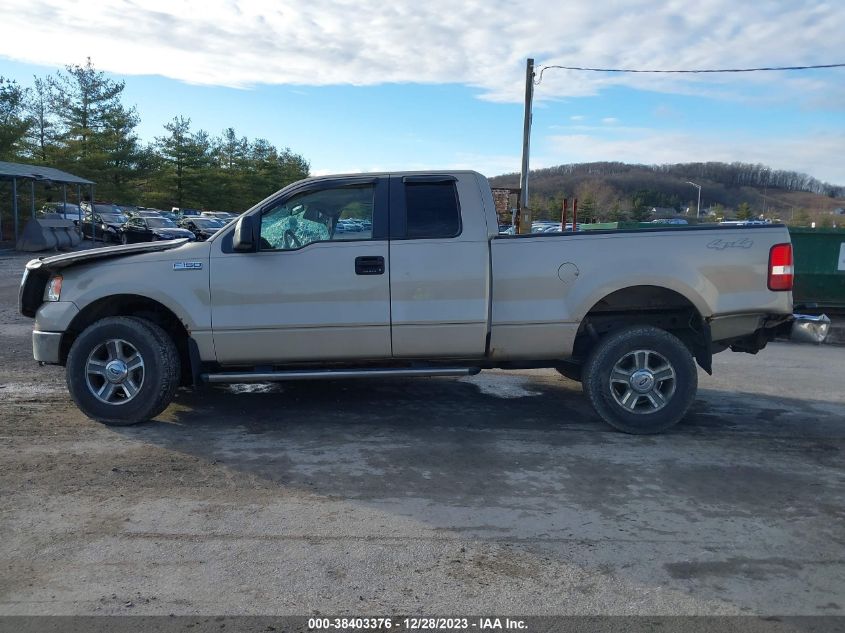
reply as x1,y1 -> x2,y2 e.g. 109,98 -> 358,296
1,1 -> 843,184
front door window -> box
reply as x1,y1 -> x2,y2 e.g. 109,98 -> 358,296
260,185 -> 375,250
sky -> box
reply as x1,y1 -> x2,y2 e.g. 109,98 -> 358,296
0,0 -> 844,184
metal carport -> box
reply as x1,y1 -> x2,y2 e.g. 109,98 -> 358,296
0,160 -> 95,245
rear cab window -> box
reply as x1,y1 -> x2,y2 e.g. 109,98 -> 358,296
390,176 -> 462,239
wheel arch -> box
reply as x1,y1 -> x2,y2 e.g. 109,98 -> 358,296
61,294 -> 198,385
571,284 -> 713,374
571,278 -> 711,324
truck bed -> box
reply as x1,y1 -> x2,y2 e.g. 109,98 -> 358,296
488,223 -> 792,359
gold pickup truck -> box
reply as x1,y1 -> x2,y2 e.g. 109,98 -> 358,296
20,171 -> 796,433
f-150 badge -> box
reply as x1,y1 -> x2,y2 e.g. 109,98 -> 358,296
173,262 -> 203,270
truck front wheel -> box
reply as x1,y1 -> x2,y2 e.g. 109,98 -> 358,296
66,316 -> 180,426
582,325 -> 697,434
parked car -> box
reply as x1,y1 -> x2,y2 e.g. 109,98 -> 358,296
174,207 -> 202,217
335,218 -> 364,233
720,220 -> 769,226
118,216 -> 195,244
201,211 -> 236,221
79,211 -> 129,243
128,209 -> 164,219
178,216 -> 224,241
81,202 -> 124,216
531,221 -> 560,233
38,202 -> 84,222
503,222 -> 582,235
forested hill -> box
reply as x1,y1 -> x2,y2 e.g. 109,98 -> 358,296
489,162 -> 845,221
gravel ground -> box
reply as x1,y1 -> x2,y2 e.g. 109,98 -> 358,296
0,249 -> 843,616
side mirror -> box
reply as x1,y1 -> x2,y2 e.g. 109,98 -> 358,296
233,215 -> 257,252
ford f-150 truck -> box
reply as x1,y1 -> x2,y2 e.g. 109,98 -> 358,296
19,171 -> 796,433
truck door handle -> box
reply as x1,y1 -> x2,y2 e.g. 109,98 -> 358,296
355,256 -> 385,275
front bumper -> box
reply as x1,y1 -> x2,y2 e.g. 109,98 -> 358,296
33,330 -> 62,364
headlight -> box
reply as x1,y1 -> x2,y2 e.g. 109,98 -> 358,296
45,274 -> 63,302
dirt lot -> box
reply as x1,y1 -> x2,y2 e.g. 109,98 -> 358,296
1,249 -> 843,616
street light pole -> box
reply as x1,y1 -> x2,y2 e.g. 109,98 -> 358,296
686,181 -> 702,218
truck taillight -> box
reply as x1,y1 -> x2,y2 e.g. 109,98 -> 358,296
768,243 -> 793,291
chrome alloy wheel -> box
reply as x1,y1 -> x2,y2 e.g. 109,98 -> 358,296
85,339 -> 145,405
608,349 -> 676,414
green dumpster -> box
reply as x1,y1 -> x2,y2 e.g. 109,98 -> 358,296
789,227 -> 845,312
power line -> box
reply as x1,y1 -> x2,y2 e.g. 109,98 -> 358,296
535,63 -> 845,85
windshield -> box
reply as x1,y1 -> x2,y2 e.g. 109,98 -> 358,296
100,213 -> 127,223
147,218 -> 176,228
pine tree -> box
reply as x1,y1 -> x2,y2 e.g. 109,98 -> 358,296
578,194 -> 597,223
735,202 -> 754,220
211,127 -> 250,209
247,137 -> 280,199
154,116 -> 211,208
26,77 -> 57,163
50,58 -> 141,199
0,76 -> 31,161
607,201 -> 627,222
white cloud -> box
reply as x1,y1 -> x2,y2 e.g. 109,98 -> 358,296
0,0 -> 842,106
653,105 -> 678,119
544,130 -> 845,184
549,124 -> 650,134
2,1 -> 843,181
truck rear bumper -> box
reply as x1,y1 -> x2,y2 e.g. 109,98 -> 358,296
33,331 -> 62,364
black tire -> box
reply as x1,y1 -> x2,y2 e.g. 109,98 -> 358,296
66,317 -> 180,426
582,325 -> 697,434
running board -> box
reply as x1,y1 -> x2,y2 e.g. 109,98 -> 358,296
202,366 -> 481,383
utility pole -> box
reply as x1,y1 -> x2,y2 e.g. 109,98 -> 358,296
518,58 -> 535,234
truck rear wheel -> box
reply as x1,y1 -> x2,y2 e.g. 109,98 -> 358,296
582,325 -> 697,434
66,316 -> 180,426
